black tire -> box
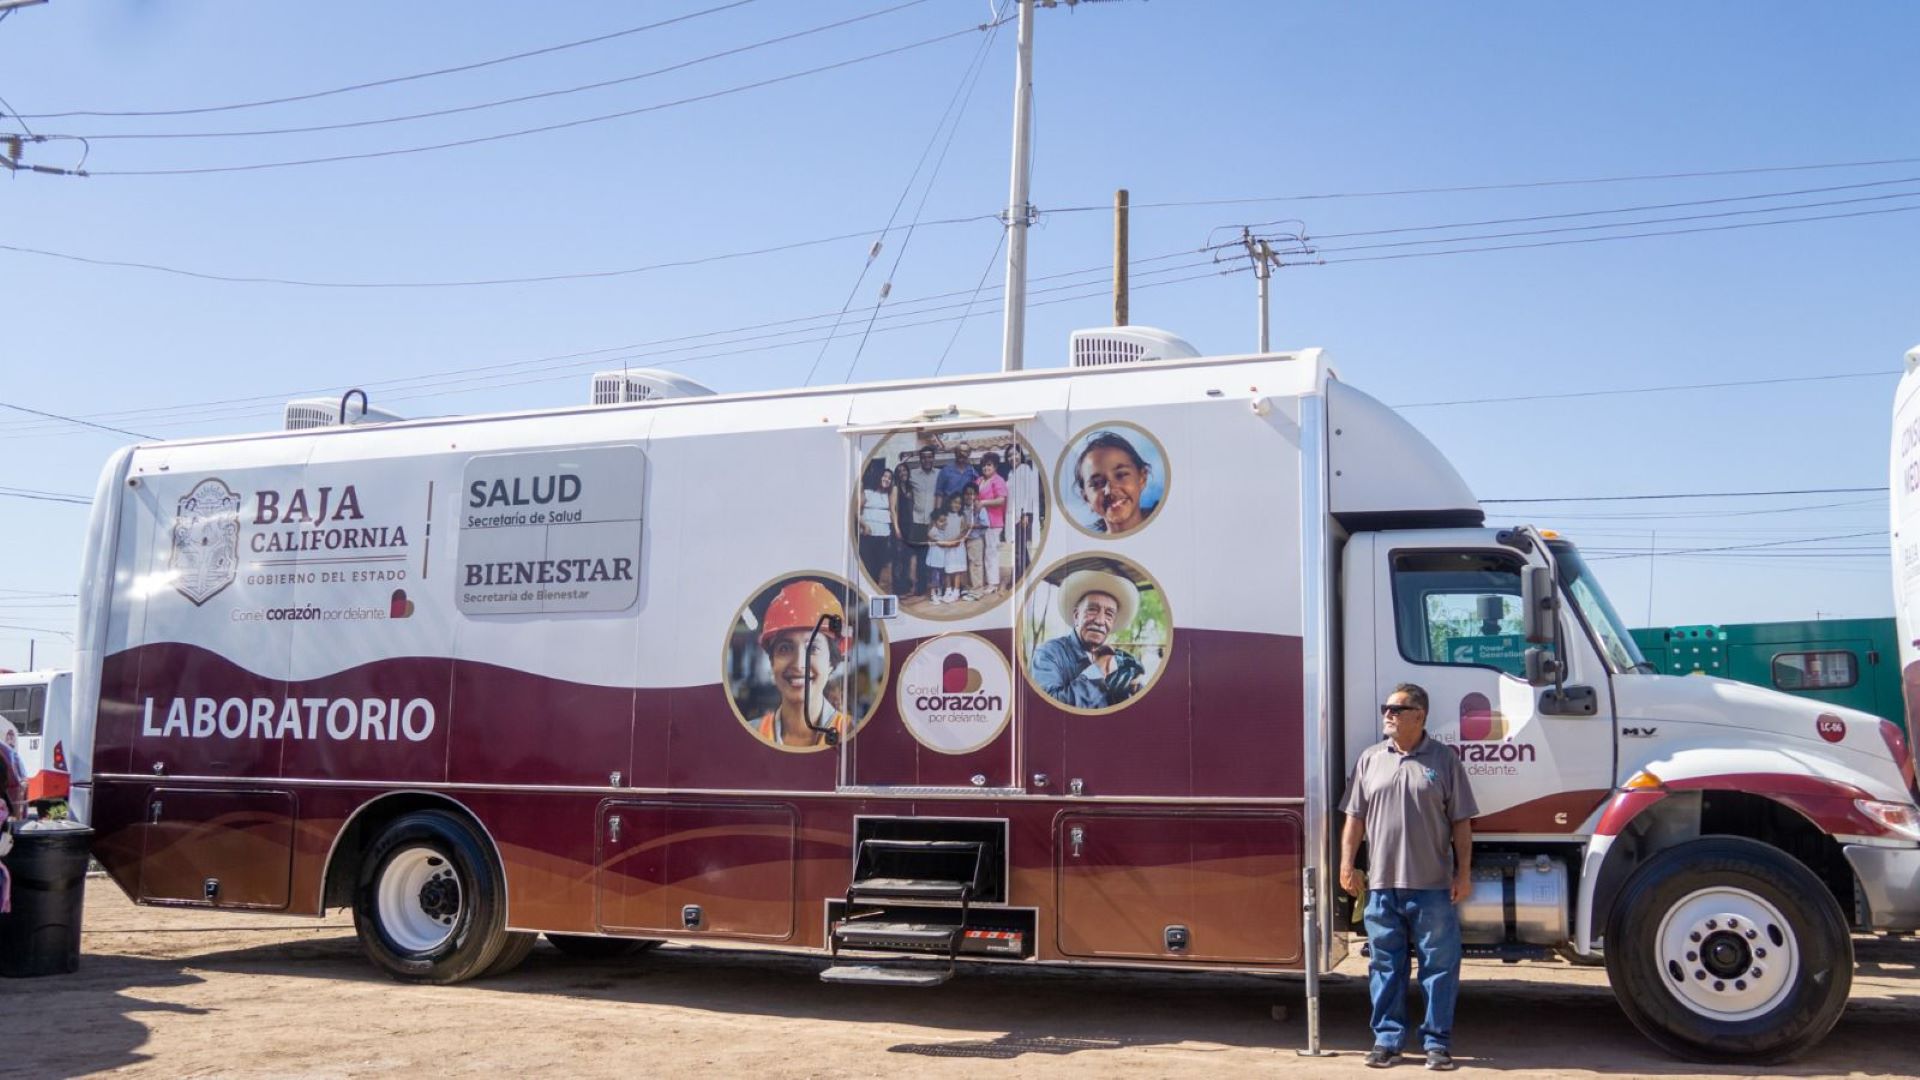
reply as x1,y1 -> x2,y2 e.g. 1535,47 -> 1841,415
352,809 -> 513,984
544,933 -> 662,961
1604,836 -> 1852,1064
483,931 -> 539,978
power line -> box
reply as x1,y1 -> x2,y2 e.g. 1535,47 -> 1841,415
0,249 -> 1209,436
1298,175 -> 1920,241
0,214 -> 1000,289
1297,189 -> 1920,256
0,488 -> 90,506
1307,204 -> 1920,266
75,22 -> 1001,177
1486,487 -> 1885,504
843,6 -> 1005,383
1396,370 -> 1896,410
1043,155 -> 1920,213
1535,497 -> 1886,522
0,262 -> 1239,439
0,400 -> 155,440
1584,531 -> 1882,560
56,1 -> 934,142
14,1 -> 767,120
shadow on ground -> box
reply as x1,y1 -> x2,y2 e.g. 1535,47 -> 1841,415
19,928 -> 1918,1075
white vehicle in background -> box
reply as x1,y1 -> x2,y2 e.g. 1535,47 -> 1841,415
0,669 -> 80,821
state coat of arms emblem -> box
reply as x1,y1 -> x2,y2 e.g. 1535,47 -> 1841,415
170,478 -> 242,605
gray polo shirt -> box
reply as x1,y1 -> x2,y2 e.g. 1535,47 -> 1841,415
1340,734 -> 1478,891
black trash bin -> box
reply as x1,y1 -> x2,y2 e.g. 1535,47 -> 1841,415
0,819 -> 93,977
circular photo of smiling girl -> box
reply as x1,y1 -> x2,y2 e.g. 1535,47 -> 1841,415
1056,421 -> 1169,539
722,572 -> 889,753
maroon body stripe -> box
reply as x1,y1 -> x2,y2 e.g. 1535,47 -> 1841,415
90,631 -> 1311,967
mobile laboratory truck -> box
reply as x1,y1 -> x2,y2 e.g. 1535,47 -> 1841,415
69,336 -> 1920,1063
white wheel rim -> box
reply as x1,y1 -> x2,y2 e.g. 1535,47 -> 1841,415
377,846 -> 462,954
1653,886 -> 1799,1021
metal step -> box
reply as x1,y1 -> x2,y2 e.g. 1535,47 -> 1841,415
833,920 -> 963,952
847,877 -> 972,903
819,963 -> 953,987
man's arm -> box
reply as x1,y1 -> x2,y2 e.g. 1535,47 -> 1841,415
1340,813 -> 1367,897
1449,818 -> 1473,903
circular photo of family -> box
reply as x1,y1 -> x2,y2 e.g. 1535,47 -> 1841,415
722,572 -> 889,753
855,425 -> 1048,621
1019,554 -> 1172,715
1055,422 -> 1168,539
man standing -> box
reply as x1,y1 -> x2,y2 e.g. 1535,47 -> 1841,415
1030,569 -> 1147,710
935,443 -> 980,506
906,446 -> 940,597
1340,683 -> 1476,1071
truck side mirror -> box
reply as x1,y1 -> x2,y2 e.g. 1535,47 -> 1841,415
1525,646 -> 1563,688
1522,566 -> 1557,645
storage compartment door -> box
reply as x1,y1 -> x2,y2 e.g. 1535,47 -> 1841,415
596,802 -> 797,940
1056,811 -> 1302,964
139,788 -> 296,909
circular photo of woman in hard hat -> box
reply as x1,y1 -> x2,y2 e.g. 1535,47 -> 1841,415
1056,421 -> 1169,539
723,572 -> 889,752
1019,554 -> 1172,716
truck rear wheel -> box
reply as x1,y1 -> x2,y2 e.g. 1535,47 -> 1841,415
352,810 -> 512,984
545,933 -> 661,960
1604,836 -> 1851,1063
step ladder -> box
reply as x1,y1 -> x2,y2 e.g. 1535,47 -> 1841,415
819,838 -> 986,987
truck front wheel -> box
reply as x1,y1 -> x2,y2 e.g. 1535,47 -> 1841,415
1604,836 -> 1851,1063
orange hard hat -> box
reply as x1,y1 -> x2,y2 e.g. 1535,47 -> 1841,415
758,580 -> 847,651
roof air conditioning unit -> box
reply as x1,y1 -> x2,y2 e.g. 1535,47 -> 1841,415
1069,326 -> 1202,369
590,369 -> 718,405
284,397 -> 405,431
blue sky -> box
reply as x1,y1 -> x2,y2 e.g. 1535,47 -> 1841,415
1,1 -> 1915,669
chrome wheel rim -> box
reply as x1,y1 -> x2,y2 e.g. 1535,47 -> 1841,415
1654,886 -> 1798,1021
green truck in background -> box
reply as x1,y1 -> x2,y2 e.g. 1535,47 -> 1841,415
1630,617 -> 1904,731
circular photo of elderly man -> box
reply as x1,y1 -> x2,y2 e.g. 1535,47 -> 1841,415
1020,554 -> 1172,715
854,426 -> 1048,621
1056,422 -> 1169,539
723,573 -> 889,752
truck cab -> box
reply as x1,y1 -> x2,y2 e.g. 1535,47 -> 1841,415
1339,513 -> 1920,1061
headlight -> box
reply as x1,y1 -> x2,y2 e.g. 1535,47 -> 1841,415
1854,798 -> 1920,841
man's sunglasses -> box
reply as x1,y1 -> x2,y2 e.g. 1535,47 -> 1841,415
1380,703 -> 1422,716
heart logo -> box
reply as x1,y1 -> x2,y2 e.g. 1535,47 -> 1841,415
941,652 -> 984,693
389,589 -> 416,619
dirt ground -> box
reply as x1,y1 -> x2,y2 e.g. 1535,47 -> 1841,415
6,881 -> 1920,1078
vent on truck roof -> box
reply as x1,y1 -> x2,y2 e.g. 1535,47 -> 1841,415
284,397 -> 404,430
1069,326 -> 1201,369
590,369 -> 717,404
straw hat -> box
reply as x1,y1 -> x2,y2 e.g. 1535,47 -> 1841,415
1056,568 -> 1139,631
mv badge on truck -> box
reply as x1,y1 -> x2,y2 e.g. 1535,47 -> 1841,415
169,477 -> 242,606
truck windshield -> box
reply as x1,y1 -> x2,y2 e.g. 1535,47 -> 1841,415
1549,540 -> 1649,674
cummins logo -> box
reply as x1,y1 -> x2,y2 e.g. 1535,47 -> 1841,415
170,478 -> 243,606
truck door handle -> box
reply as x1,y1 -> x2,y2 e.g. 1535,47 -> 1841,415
1069,825 -> 1085,858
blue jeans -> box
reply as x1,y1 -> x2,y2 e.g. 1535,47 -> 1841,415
1363,888 -> 1462,1052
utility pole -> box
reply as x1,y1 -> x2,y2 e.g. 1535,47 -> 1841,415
1228,226 -> 1313,353
1240,230 -> 1278,352
1000,0 -> 1037,371
1113,188 -> 1129,326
